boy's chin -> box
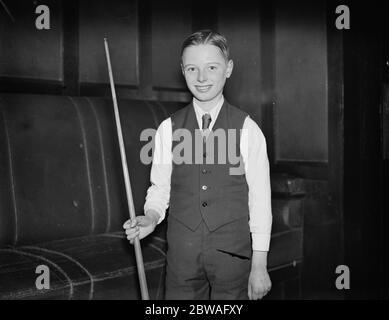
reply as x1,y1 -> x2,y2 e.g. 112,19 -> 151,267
191,92 -> 220,103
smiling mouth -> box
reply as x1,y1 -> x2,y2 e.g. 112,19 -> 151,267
195,85 -> 212,93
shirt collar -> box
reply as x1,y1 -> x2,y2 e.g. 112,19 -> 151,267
192,95 -> 224,130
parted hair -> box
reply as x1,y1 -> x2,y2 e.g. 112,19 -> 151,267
181,29 -> 230,61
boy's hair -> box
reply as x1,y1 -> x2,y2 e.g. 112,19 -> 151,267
181,30 -> 230,61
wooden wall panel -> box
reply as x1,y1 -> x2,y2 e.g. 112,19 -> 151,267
151,0 -> 191,90
0,0 -> 63,81
383,84 -> 389,159
274,0 -> 328,162
218,0 -> 262,125
79,0 -> 139,86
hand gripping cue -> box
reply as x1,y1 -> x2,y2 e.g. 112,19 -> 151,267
104,38 -> 149,300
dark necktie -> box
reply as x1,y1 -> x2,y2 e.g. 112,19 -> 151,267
202,113 -> 212,142
202,113 -> 212,130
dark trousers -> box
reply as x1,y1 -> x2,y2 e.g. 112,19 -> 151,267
165,217 -> 252,300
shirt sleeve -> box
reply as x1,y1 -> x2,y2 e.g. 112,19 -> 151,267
241,116 -> 273,251
143,118 -> 172,224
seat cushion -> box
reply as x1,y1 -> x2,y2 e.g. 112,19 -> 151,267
0,232 -> 166,300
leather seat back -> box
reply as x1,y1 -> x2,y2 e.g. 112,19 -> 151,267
0,94 -> 183,245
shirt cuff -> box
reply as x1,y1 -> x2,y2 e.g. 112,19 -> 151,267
251,233 -> 271,251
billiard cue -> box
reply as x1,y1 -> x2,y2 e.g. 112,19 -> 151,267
104,38 -> 149,300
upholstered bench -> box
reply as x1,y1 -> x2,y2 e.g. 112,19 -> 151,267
0,93 -> 305,299
0,94 -> 178,299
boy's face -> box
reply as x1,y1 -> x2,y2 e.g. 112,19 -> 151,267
181,44 -> 233,104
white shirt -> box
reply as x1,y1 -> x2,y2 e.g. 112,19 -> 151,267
144,96 -> 272,251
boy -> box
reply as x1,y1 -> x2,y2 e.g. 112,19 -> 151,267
124,30 -> 272,300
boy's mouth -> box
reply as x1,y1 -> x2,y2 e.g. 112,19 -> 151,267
195,85 -> 212,93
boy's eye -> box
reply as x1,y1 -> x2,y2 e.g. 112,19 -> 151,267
186,67 -> 197,73
208,65 -> 218,71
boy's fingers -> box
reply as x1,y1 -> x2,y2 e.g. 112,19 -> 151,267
123,219 -> 137,229
122,220 -> 131,229
123,216 -> 153,229
129,232 -> 141,244
125,227 -> 139,235
127,231 -> 140,240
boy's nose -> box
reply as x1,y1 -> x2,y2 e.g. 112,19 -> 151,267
197,69 -> 208,82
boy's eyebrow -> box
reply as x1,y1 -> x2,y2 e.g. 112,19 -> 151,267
183,62 -> 222,68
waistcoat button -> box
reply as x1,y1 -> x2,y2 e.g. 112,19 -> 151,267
202,185 -> 208,190
202,202 -> 207,207
202,169 -> 207,174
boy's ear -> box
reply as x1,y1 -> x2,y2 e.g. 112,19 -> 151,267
180,63 -> 185,76
226,59 -> 234,78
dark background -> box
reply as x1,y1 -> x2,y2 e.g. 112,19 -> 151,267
0,0 -> 386,299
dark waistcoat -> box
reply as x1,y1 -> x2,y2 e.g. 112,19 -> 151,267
169,100 -> 249,231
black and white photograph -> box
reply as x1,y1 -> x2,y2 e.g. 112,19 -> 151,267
0,0 -> 386,305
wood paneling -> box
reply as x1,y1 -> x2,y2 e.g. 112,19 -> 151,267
342,1 -> 382,298
274,0 -> 328,163
0,0 -> 333,168
191,0 -> 218,32
383,84 -> 389,159
151,0 -> 191,90
0,0 -> 63,81
63,0 -> 79,95
218,0 -> 262,125
259,0 -> 276,163
327,0 -> 344,234
138,0 -> 152,96
79,0 -> 139,86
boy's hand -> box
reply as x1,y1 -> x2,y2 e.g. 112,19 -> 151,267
123,210 -> 160,244
248,251 -> 272,300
